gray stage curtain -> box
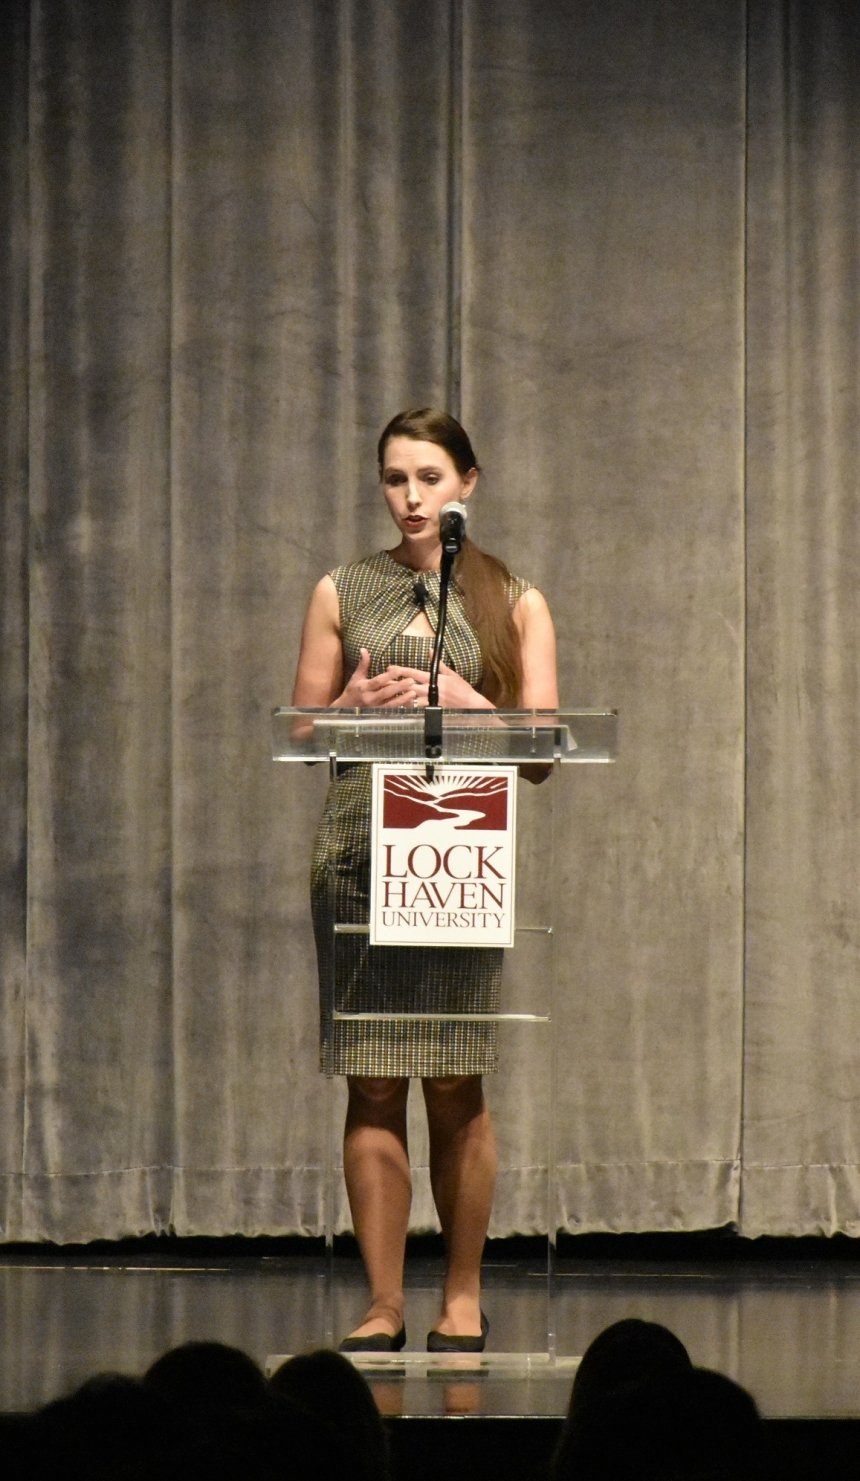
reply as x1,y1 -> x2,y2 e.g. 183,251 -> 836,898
1,0 -> 858,1242
743,1 -> 860,1236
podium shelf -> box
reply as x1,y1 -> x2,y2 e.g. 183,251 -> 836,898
272,707 -> 617,764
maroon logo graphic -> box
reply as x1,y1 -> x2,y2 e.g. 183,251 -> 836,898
383,773 -> 508,831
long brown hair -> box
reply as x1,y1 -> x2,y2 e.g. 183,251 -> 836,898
377,408 -> 523,706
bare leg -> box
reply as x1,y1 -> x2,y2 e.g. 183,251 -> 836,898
422,1075 -> 497,1335
342,1075 -> 411,1338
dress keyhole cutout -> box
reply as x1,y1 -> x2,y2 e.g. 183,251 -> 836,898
401,610 -> 434,639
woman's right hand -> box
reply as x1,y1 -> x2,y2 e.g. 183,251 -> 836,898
336,648 -> 423,710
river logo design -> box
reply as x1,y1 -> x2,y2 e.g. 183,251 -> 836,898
382,771 -> 508,832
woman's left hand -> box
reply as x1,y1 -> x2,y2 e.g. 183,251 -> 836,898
433,661 -> 493,709
389,660 -> 492,711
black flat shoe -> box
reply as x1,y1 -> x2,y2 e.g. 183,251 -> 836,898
339,1325 -> 407,1354
426,1312 -> 489,1354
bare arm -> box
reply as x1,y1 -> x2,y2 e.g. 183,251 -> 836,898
514,587 -> 559,709
511,588 -> 559,782
291,575 -> 345,706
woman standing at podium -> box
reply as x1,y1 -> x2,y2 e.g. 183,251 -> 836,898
292,408 -> 558,1352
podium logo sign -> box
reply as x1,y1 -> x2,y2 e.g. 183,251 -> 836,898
370,766 -> 517,947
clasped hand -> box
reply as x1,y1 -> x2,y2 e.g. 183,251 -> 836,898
339,647 -> 487,710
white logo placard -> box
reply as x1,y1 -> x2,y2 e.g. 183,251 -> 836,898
369,766 -> 517,947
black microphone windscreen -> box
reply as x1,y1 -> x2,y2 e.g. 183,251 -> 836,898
439,500 -> 468,552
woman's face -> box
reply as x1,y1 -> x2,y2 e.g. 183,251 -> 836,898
380,436 -> 477,554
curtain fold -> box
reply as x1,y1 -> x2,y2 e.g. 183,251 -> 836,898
742,0 -> 860,1236
15,0 -> 175,1240
1,0 -> 859,1241
0,0 -> 31,1240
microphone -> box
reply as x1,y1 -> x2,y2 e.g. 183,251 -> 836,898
439,500 -> 468,553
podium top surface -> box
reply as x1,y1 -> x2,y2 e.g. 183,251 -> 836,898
271,707 -> 617,764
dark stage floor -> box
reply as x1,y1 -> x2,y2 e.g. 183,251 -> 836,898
3,1237 -> 860,1425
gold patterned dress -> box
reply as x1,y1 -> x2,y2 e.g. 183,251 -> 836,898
311,550 -> 531,1078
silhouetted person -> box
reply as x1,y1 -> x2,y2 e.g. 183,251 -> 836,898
553,1361 -> 768,1481
270,1348 -> 392,1481
26,1371 -> 179,1480
143,1339 -> 345,1480
143,1339 -> 269,1424
568,1317 -> 693,1415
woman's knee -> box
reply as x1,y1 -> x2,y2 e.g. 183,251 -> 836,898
421,1075 -> 484,1115
347,1076 -> 409,1115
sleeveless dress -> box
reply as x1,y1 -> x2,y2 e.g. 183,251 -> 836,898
311,549 -> 532,1078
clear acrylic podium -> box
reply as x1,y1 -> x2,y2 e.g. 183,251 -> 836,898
271,706 -> 617,1370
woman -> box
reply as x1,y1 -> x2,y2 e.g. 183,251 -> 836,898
292,408 -> 558,1352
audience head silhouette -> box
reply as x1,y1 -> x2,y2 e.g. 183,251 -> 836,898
554,1321 -> 767,1480
569,1317 -> 693,1413
270,1347 -> 391,1481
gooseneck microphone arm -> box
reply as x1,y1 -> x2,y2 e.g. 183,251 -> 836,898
427,545 -> 454,710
